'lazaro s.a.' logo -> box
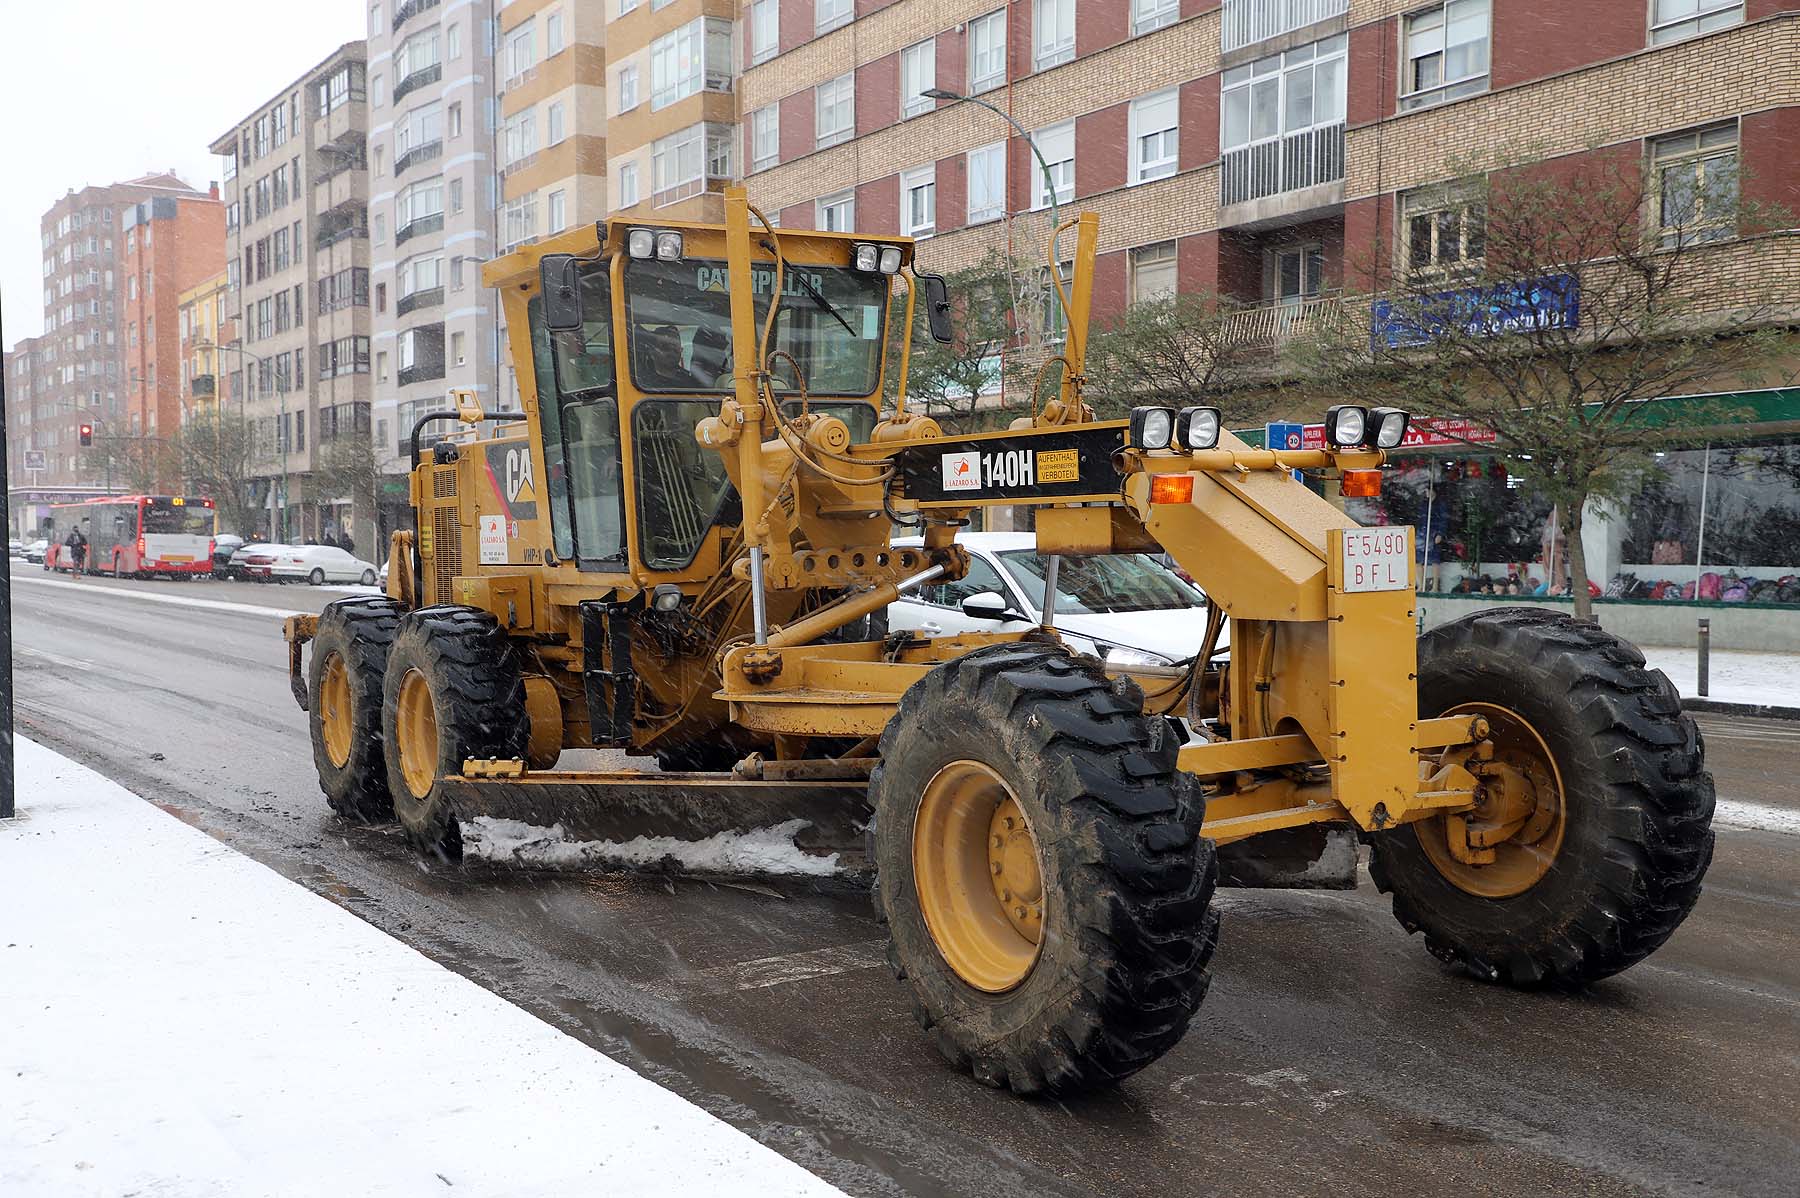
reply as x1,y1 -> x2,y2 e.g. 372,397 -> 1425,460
940,449 -> 1045,492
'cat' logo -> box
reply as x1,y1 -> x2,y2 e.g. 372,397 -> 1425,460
504,448 -> 535,505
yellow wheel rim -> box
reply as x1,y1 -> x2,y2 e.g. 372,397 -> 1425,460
395,668 -> 440,800
912,760 -> 1045,993
319,652 -> 353,769
1420,702 -> 1568,899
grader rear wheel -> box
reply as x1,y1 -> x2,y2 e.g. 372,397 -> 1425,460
380,605 -> 529,861
871,643 -> 1218,1097
1370,607 -> 1715,988
307,597 -> 402,822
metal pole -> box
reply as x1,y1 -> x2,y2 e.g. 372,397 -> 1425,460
1693,441 -> 1711,588
749,545 -> 770,645
1040,555 -> 1060,631
1,289 -> 15,819
1697,618 -> 1711,698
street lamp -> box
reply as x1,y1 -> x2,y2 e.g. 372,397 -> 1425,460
921,89 -> 1063,235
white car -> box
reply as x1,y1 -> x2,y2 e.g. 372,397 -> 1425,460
267,544 -> 379,586
889,532 -> 1221,668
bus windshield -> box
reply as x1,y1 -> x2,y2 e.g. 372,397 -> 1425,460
142,502 -> 213,536
623,257 -> 887,397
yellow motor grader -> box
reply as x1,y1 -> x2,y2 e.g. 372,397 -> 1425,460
285,188 -> 1714,1096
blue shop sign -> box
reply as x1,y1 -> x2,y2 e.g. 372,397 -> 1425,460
1372,274 -> 1580,349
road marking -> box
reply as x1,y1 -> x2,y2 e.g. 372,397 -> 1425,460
1715,799 -> 1800,836
14,573 -> 306,621
15,646 -> 96,672
675,940 -> 890,996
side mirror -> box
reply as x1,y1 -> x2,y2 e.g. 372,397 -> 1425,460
916,272 -> 954,344
539,253 -> 583,333
960,591 -> 1022,622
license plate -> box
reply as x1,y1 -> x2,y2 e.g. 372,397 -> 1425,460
1341,527 -> 1410,593
165,555 -> 193,563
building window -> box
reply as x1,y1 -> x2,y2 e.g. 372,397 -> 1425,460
398,255 -> 443,300
619,161 -> 640,208
1032,121 -> 1075,210
1220,35 -> 1346,204
901,166 -> 936,236
396,32 -> 441,85
449,102 -> 463,137
1265,244 -> 1324,303
548,189 -> 566,231
1652,123 -> 1739,248
1133,0 -> 1179,35
969,10 -> 1007,93
618,64 -> 640,112
548,101 -> 566,145
546,9 -> 565,55
816,0 -> 851,35
650,122 -> 735,205
618,0 -> 639,13
503,192 -> 539,250
967,141 -> 1006,223
901,40 -> 936,119
1401,1 -> 1489,111
505,21 -> 536,86
502,110 -> 538,169
1399,184 -> 1486,274
1035,0 -> 1075,69
651,17 -> 733,111
817,191 -> 855,231
1650,0 -> 1742,44
752,106 -> 780,170
449,177 -> 464,212
816,73 -> 855,148
396,176 -> 444,232
452,331 -> 468,367
1129,90 -> 1179,183
395,100 -> 443,160
448,23 -> 462,59
751,0 -> 778,64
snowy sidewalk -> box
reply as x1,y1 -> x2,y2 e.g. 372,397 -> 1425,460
1639,646 -> 1799,712
0,739 -> 844,1198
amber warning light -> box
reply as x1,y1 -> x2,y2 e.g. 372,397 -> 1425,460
1340,469 -> 1382,498
1150,475 -> 1195,505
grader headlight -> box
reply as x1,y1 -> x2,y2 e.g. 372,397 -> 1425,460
1324,404 -> 1367,448
1176,406 -> 1221,451
1369,407 -> 1411,449
853,243 -> 881,272
654,231 -> 685,261
879,246 -> 902,274
627,228 -> 657,259
1129,406 -> 1176,451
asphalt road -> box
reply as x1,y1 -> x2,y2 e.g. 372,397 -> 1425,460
11,568 -> 1800,1197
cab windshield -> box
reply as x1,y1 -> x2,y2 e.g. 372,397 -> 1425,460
623,257 -> 887,397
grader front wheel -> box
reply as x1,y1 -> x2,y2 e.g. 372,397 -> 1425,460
1370,608 -> 1715,988
307,597 -> 402,822
871,643 -> 1219,1097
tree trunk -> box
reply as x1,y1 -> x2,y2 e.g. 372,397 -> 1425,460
1564,501 -> 1591,621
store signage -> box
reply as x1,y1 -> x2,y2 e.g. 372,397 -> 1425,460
1371,274 -> 1580,349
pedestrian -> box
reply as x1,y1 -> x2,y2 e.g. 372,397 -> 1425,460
323,529 -> 340,549
64,525 -> 87,574
340,528 -> 355,556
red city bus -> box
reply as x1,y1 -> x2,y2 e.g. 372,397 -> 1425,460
44,496 -> 217,578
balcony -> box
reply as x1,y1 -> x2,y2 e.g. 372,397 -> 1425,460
395,212 -> 445,246
394,139 -> 443,178
315,202 -> 369,250
393,62 -> 442,104
1222,0 -> 1349,53
1220,122 -> 1344,209
500,151 -> 539,179
397,361 -> 447,387
392,0 -> 439,31
315,219 -> 368,250
1222,294 -> 1345,350
190,374 -> 216,397
313,136 -> 367,185
396,286 -> 444,317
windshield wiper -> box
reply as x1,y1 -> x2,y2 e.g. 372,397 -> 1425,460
762,237 -> 855,337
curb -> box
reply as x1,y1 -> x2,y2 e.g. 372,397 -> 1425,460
1682,698 -> 1800,721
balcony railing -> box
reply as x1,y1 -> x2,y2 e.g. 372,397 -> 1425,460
315,221 -> 368,250
500,151 -> 539,179
1221,0 -> 1349,52
1223,294 -> 1344,349
1221,122 -> 1344,207
397,360 -> 447,387
190,374 -> 216,397
392,0 -> 439,31
395,212 -> 445,246
394,139 -> 443,177
396,286 -> 444,317
393,62 -> 442,104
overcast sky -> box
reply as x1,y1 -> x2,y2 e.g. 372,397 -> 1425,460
1,0 -> 363,349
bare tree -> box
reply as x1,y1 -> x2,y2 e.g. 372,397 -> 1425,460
177,409 -> 264,539
1083,293 -> 1272,421
888,252 -> 1023,433
1295,144 -> 1792,618
90,435 -> 175,496
309,434 -> 380,553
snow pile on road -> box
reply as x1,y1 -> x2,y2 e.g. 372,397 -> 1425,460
463,815 -> 842,877
1640,646 -> 1799,709
0,738 -> 845,1198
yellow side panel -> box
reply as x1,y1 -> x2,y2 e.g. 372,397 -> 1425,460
1324,526 -> 1420,828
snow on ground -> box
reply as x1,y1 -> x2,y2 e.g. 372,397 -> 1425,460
463,815 -> 842,877
0,739 -> 845,1198
1639,646 -> 1799,709
14,571 -> 307,619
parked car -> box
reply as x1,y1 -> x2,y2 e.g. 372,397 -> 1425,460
229,543 -> 290,582
211,534 -> 245,575
266,544 -> 379,586
888,532 -> 1221,667
23,539 -> 48,564
8,539 -> 22,559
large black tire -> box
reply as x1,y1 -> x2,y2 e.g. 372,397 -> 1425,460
871,642 -> 1219,1096
307,597 -> 402,822
381,605 -> 529,861
1370,607 -> 1714,988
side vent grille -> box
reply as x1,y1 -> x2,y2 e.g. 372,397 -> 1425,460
433,467 -> 457,498
433,506 -> 461,603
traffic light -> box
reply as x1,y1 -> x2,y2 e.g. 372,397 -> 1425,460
79,423 -> 93,447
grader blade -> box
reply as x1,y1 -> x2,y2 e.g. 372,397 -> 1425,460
436,769 -> 871,874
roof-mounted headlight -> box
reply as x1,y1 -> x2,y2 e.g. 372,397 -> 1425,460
1177,406 -> 1221,451
627,228 -> 656,259
1368,407 -> 1410,449
1324,404 -> 1367,449
853,243 -> 880,272
1129,406 -> 1176,452
654,231 -> 684,261
878,246 -> 902,274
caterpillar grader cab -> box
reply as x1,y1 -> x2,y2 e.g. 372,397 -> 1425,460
285,188 -> 1715,1097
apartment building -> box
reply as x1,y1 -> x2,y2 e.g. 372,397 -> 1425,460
212,42 -> 374,544
497,0 -> 608,246
607,0 -> 737,221
177,271 -> 235,422
119,188 -> 226,455
736,0 -> 1800,344
6,337 -> 51,537
14,173 -> 205,493
366,0 -> 502,538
